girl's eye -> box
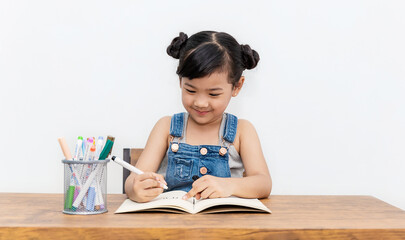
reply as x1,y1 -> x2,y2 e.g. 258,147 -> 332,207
185,89 -> 196,93
209,93 -> 221,97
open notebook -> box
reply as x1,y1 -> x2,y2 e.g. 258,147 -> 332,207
115,190 -> 271,214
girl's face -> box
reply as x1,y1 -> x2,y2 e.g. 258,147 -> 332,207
180,71 -> 244,126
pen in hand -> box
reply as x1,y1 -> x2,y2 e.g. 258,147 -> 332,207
111,156 -> 168,190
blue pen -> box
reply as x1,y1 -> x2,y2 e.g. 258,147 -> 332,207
81,139 -> 86,160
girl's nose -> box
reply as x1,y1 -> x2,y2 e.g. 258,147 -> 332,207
194,95 -> 209,108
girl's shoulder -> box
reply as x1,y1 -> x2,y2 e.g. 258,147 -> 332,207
234,118 -> 258,151
234,118 -> 264,156
154,115 -> 172,130
156,112 -> 186,132
152,116 -> 172,147
237,118 -> 256,133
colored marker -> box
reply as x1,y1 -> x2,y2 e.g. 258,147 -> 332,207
86,180 -> 96,211
88,145 -> 96,161
80,138 -> 94,190
82,138 -> 93,162
111,156 -> 168,190
81,139 -> 86,159
98,139 -> 113,160
73,136 -> 83,160
66,161 -> 81,202
106,136 -> 115,156
94,136 -> 104,160
65,177 -> 75,209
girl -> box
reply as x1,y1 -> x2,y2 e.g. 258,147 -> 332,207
125,31 -> 272,203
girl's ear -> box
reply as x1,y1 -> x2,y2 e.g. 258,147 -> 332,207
232,76 -> 245,97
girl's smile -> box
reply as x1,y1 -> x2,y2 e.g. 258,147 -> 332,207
194,108 -> 210,116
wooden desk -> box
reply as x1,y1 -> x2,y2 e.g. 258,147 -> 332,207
1,193 -> 405,239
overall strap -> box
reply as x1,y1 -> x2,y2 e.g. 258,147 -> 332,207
222,113 -> 238,144
170,112 -> 185,138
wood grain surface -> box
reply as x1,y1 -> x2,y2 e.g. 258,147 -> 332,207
1,193 -> 405,239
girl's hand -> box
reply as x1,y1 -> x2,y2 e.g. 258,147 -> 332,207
182,175 -> 233,200
130,172 -> 167,203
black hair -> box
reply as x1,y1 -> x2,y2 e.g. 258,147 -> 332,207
166,31 -> 260,86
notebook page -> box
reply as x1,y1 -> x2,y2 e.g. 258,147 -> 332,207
193,196 -> 271,214
115,190 -> 194,213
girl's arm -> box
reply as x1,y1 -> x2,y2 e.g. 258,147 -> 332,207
125,116 -> 171,202
134,116 -> 171,172
183,119 -> 272,200
228,119 -> 272,198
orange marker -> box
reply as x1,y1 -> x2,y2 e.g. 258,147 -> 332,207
58,137 -> 73,160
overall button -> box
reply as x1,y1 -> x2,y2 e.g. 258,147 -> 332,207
200,147 -> 208,155
171,143 -> 179,153
219,147 -> 227,156
200,167 -> 207,175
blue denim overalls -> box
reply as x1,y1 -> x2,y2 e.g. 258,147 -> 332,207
165,112 -> 238,192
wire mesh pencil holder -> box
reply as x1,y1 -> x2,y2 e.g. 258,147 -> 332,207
62,159 -> 109,215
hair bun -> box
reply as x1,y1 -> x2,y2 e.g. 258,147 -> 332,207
167,32 -> 188,59
241,44 -> 260,69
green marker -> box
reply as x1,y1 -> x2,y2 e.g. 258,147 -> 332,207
65,178 -> 75,209
98,139 -> 114,160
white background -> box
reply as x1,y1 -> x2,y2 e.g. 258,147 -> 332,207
1,0 -> 404,210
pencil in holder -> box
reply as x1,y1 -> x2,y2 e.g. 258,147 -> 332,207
62,159 -> 109,215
